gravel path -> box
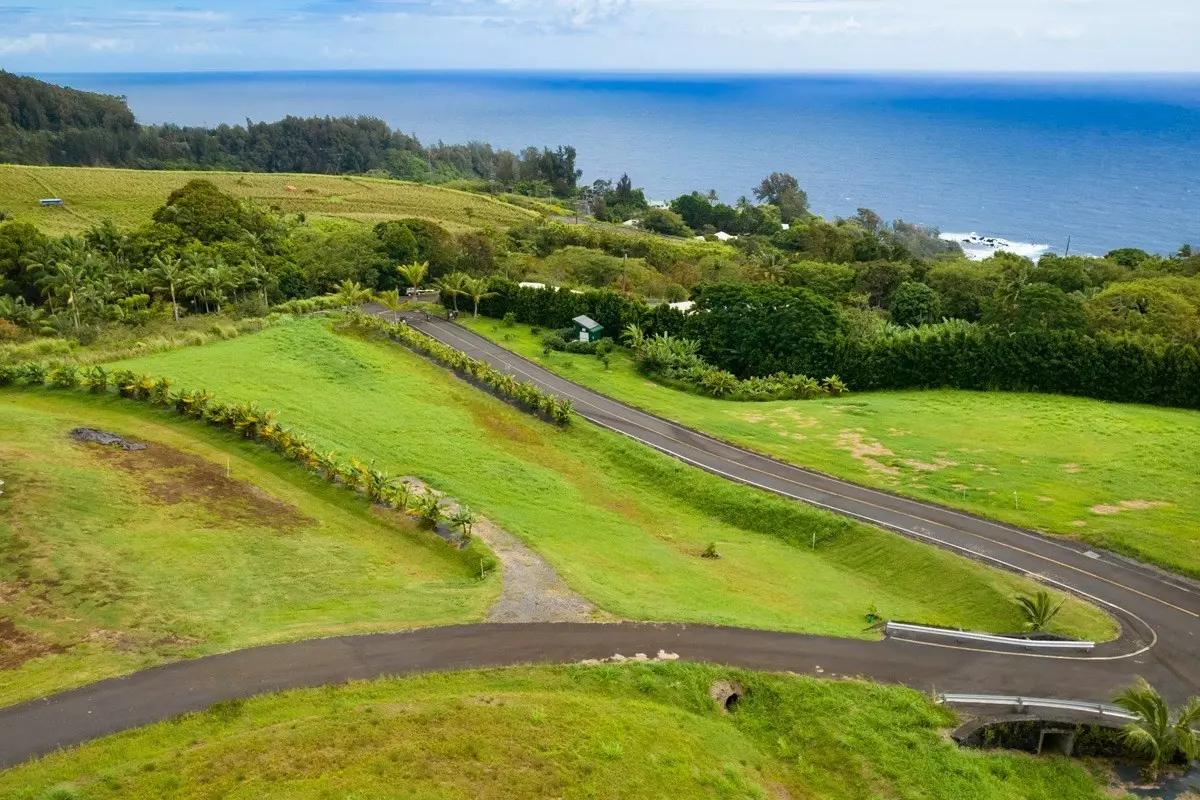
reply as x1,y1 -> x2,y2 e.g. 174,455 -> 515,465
404,478 -> 608,624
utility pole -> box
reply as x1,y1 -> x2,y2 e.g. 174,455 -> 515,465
1064,235 -> 1072,256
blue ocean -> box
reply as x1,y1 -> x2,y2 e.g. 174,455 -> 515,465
45,71 -> 1200,257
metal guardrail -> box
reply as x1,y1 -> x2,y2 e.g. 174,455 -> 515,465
940,693 -> 1136,720
885,621 -> 1096,651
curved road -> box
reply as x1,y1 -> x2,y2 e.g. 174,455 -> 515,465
399,314 -> 1198,680
1,312 -> 1197,769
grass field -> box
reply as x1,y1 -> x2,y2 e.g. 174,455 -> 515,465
0,663 -> 1120,800
0,390 -> 495,706
0,165 -> 536,235
111,317 -> 1115,642
462,317 -> 1200,579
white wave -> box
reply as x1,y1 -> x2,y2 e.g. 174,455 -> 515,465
940,232 -> 1052,262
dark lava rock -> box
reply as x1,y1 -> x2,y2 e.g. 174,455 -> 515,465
70,428 -> 147,451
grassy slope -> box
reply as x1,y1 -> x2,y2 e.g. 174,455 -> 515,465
462,317 -> 1200,579
0,391 -> 494,706
113,318 -> 1115,641
0,164 -> 535,235
0,663 -> 1118,800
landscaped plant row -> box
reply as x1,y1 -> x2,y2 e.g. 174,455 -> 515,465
0,361 -> 492,558
348,312 -> 574,425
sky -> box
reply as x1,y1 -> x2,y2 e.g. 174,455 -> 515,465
1,0 -> 1197,74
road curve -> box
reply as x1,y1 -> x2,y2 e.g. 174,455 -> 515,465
395,313 -> 1199,684
2,312 -> 1197,770
0,622 -> 1177,770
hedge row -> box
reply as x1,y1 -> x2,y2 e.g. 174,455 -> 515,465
468,281 -> 1200,410
0,361 -> 496,563
829,326 -> 1200,409
347,312 -> 574,425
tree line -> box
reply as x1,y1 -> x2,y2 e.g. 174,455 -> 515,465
0,71 -> 582,197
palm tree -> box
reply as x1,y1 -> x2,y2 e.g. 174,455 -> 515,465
37,260 -> 90,328
1113,678 -> 1200,782
435,272 -> 469,313
706,189 -> 719,205
328,279 -> 371,312
396,261 -> 429,299
449,506 -> 478,540
1014,590 -> 1064,632
462,276 -> 497,319
151,255 -> 184,321
376,288 -> 404,323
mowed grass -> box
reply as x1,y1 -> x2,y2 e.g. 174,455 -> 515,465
113,318 -> 1116,641
462,317 -> 1200,579
0,390 -> 495,706
0,164 -> 536,235
0,663 -> 1118,800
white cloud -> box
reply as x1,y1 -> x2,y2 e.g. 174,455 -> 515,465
1,0 -> 1198,72
0,33 -> 49,55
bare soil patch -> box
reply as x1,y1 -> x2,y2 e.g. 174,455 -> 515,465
1089,500 -> 1173,516
0,618 -> 64,670
833,431 -> 899,475
84,440 -> 311,532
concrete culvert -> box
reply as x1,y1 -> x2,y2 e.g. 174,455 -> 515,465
710,681 -> 744,713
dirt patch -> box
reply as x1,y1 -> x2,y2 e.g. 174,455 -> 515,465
903,457 -> 958,472
833,431 -> 898,475
0,617 -> 65,670
1063,463 -> 1082,474
402,478 -> 609,624
735,407 -> 819,440
85,441 -> 311,532
1037,496 -> 1055,503
1090,500 -> 1172,516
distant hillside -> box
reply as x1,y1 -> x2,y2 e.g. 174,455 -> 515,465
0,71 -> 582,196
0,164 -> 536,235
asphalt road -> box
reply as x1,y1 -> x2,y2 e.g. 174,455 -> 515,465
397,314 -> 1198,686
1,310 -> 1196,769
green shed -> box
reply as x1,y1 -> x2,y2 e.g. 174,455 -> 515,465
572,315 -> 604,343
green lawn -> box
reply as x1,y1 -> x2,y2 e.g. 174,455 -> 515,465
111,318 -> 1115,642
461,316 -> 1200,579
0,663 -> 1121,800
0,164 -> 535,235
0,390 -> 495,706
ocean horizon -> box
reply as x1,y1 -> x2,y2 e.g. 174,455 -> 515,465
36,70 -> 1200,258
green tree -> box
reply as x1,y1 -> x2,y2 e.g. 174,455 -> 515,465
1013,590 -> 1064,632
640,208 -> 692,238
753,172 -> 808,223
376,288 -> 403,323
449,506 -> 479,540
435,272 -> 469,313
397,261 -> 429,298
328,279 -> 371,312
984,283 -> 1090,334
889,282 -> 943,326
463,276 -> 498,319
151,254 -> 184,322
1112,678 -> 1200,782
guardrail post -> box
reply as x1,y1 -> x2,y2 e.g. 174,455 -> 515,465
1016,697 -> 1025,713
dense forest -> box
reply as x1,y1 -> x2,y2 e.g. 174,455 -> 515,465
0,71 -> 582,196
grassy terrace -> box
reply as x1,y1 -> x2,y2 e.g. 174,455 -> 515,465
0,664 -> 1118,800
111,318 -> 1115,642
460,316 -> 1200,579
0,391 -> 495,706
0,165 -> 536,235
